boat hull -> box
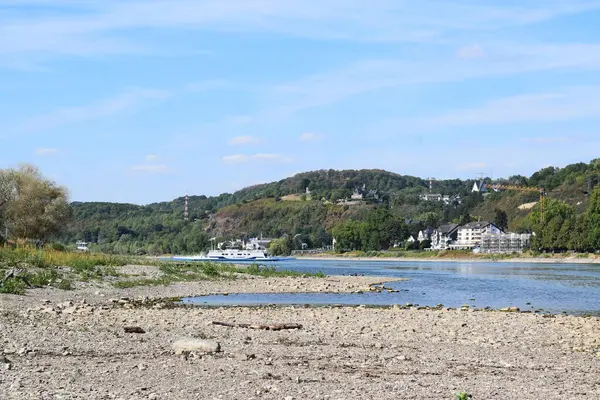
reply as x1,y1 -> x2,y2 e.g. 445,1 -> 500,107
169,256 -> 295,262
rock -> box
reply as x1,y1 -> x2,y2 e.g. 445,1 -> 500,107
172,339 -> 221,355
1,355 -> 11,370
62,306 -> 78,315
148,393 -> 159,400
124,326 -> 146,334
500,307 -> 520,312
233,353 -> 255,361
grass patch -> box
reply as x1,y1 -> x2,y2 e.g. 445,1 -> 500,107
0,277 -> 27,295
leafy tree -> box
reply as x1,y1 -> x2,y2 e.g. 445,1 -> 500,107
332,220 -> 365,251
0,165 -> 71,241
588,187 -> 600,250
494,209 -> 508,231
530,198 -> 573,252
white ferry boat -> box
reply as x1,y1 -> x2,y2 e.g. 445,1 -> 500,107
171,249 -> 293,262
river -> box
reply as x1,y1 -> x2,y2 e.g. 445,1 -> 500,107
183,259 -> 600,315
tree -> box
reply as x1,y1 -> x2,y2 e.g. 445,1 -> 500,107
268,237 -> 291,256
331,220 -> 364,251
0,165 -> 71,241
494,209 -> 508,231
588,187 -> 600,250
529,198 -> 573,252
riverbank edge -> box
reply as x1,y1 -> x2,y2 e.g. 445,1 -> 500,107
295,255 -> 600,264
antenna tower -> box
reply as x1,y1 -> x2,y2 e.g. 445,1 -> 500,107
184,192 -> 189,221
426,177 -> 436,193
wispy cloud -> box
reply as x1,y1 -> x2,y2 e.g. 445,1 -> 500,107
428,86 -> 600,127
227,136 -> 261,145
17,88 -> 170,133
185,79 -> 231,92
2,0 -> 600,63
299,132 -> 323,142
34,147 -> 59,155
222,153 -> 293,164
263,43 -> 600,115
145,154 -> 159,161
131,164 -> 173,174
456,44 -> 486,59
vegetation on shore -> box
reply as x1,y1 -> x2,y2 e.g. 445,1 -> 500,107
53,159 -> 600,256
4,159 -> 600,257
0,246 -> 325,295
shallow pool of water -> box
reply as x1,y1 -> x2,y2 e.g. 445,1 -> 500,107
182,259 -> 600,315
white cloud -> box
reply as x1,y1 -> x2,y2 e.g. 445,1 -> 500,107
34,147 -> 58,155
263,43 -> 600,115
428,86 -> 600,127
227,136 -> 261,145
18,88 -> 170,133
185,79 -> 231,92
2,0 -> 600,63
145,154 -> 159,161
131,164 -> 173,173
299,132 -> 322,142
457,44 -> 485,59
222,153 -> 293,164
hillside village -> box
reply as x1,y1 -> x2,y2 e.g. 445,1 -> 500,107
56,159 -> 600,256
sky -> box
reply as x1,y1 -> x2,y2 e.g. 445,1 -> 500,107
2,1 -> 600,204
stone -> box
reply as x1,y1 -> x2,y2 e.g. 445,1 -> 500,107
62,306 -> 78,315
233,353 -> 255,361
1,355 -> 11,370
172,339 -> 221,355
124,326 -> 146,334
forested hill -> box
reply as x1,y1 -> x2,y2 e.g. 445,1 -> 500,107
59,160 -> 600,255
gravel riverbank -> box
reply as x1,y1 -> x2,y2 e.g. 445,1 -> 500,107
1,265 -> 599,399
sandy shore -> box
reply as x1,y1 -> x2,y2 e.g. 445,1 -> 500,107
297,255 -> 600,264
1,265 -> 599,399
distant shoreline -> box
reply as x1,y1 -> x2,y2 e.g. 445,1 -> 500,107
295,254 -> 600,264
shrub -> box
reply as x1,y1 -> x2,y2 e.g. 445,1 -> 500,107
0,278 -> 27,295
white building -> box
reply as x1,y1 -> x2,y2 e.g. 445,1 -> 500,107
480,232 -> 533,254
430,224 -> 459,250
451,221 -> 503,250
420,193 -> 443,202
245,237 -> 273,250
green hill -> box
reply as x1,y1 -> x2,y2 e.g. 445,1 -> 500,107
58,160 -> 600,254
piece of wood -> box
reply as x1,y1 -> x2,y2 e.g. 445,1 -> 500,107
124,326 -> 146,334
211,321 -> 302,331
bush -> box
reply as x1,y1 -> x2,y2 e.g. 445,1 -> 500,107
0,278 -> 27,295
49,243 -> 66,252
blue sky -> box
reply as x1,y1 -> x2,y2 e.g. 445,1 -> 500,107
2,1 -> 600,204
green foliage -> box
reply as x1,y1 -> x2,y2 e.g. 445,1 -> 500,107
587,187 -> 600,249
0,164 -> 71,241
455,392 -> 472,400
0,278 -> 26,294
49,159 -> 600,254
269,237 -> 293,256
494,208 -> 508,231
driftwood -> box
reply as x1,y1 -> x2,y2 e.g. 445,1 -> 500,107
124,326 -> 146,334
211,321 -> 303,331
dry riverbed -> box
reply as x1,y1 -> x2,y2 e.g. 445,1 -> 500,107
1,265 -> 600,399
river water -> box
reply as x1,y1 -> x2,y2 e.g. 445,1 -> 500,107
182,259 -> 600,315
